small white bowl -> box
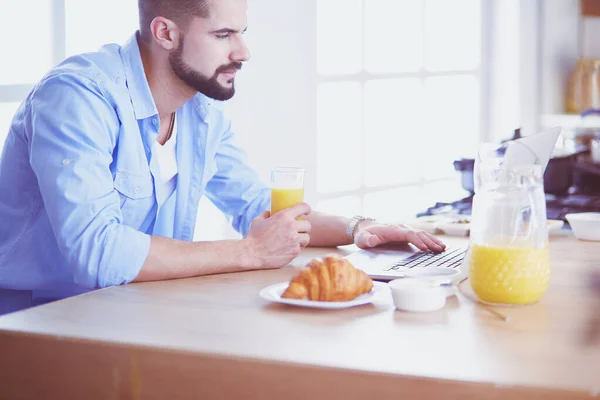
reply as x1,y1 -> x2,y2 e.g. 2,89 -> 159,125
388,278 -> 456,312
565,213 -> 600,241
547,219 -> 565,235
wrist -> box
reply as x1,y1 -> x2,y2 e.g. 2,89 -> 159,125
355,218 -> 376,233
238,237 -> 262,270
345,215 -> 376,243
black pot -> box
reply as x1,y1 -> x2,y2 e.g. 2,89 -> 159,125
453,158 -> 475,194
544,154 -> 575,195
453,155 -> 575,195
574,161 -> 600,194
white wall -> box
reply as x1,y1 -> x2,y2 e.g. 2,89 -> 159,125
227,0 -> 318,197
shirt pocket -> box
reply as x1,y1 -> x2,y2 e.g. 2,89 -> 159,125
113,170 -> 155,229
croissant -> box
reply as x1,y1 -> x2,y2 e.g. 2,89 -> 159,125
281,255 -> 373,302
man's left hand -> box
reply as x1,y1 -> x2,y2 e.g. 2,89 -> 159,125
354,221 -> 446,252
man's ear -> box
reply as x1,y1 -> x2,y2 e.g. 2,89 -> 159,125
150,16 -> 180,51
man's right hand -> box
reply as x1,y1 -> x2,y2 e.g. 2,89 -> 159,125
244,202 -> 312,269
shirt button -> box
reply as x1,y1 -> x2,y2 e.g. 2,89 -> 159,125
152,118 -> 158,126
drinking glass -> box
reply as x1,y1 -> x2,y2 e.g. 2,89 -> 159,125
270,168 -> 305,216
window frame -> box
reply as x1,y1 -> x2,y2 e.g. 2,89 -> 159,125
315,0 -> 493,217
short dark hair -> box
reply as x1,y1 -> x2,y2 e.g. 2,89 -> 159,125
138,0 -> 211,41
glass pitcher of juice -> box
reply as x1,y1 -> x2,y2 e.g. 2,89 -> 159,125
466,142 -> 550,305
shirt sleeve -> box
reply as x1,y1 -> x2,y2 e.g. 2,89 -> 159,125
203,119 -> 270,236
27,73 -> 150,289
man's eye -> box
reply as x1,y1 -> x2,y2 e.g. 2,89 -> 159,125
216,33 -> 230,39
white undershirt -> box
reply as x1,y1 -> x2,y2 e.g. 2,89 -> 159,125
155,115 -> 178,206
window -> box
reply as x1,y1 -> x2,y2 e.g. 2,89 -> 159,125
316,0 -> 483,222
0,0 -> 138,151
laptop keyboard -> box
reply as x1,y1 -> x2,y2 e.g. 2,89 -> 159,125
385,247 -> 467,271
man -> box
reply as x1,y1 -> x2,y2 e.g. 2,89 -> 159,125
0,0 -> 445,314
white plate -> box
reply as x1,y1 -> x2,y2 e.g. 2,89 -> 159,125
419,217 -> 564,237
408,215 -> 471,236
436,219 -> 471,237
260,281 -> 389,309
405,215 -> 447,234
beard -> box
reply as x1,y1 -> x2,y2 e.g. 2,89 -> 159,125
169,37 -> 242,101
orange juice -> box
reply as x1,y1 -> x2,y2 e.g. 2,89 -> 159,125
468,244 -> 550,305
270,187 -> 304,216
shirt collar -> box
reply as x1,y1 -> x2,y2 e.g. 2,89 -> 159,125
120,32 -> 158,120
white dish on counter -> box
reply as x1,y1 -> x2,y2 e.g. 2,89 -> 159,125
407,215 -> 470,236
259,281 -> 389,309
547,219 -> 565,234
409,216 -> 565,238
436,217 -> 471,237
406,215 -> 448,234
388,278 -> 457,312
565,213 -> 600,241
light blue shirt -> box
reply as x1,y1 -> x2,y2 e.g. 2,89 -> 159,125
0,33 -> 270,313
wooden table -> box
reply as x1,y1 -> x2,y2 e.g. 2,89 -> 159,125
1,235 -> 599,399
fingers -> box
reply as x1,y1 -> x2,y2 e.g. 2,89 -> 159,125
371,225 -> 446,252
406,231 -> 428,251
355,231 -> 382,249
298,233 -> 310,248
405,229 -> 448,252
428,233 -> 446,250
296,219 -> 312,233
279,202 -> 311,220
417,231 -> 445,252
410,228 -> 445,251
354,231 -> 370,249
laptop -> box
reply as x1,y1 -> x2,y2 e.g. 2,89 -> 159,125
345,243 -> 469,281
345,126 -> 562,282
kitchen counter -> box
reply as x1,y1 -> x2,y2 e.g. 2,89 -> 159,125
0,235 -> 599,399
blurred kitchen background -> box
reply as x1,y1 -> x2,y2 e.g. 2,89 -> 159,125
1,0 -> 600,240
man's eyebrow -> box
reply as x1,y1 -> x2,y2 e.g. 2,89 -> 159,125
210,27 -> 248,34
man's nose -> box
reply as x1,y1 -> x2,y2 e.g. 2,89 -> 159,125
231,36 -> 251,62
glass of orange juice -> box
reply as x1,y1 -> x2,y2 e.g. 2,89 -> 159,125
270,167 -> 305,216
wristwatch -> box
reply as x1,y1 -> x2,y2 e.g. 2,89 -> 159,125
346,215 -> 375,242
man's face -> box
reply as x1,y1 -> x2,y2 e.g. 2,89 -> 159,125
169,0 -> 250,101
